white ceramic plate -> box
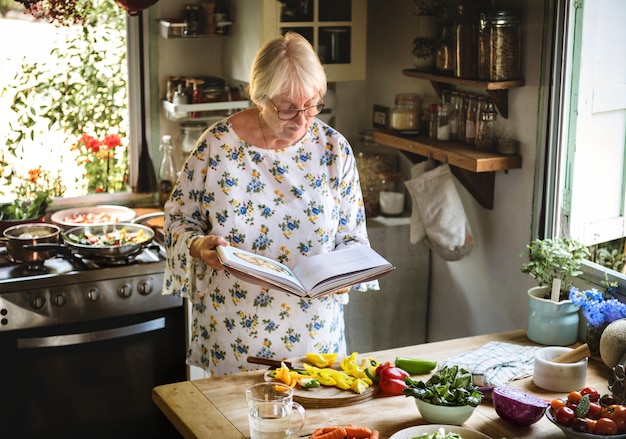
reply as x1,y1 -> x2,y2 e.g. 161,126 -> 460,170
389,424 -> 491,439
51,205 -> 136,227
546,410 -> 626,439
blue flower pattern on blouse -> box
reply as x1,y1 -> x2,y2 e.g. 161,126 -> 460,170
162,117 -> 377,377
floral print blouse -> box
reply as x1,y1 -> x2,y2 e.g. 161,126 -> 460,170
162,117 -> 378,377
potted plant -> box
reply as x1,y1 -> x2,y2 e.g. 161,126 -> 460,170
520,237 -> 590,345
0,167 -> 65,235
412,37 -> 437,70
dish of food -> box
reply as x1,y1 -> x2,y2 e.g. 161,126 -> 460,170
64,227 -> 150,247
546,409 -> 626,439
51,205 -> 135,227
389,424 -> 491,439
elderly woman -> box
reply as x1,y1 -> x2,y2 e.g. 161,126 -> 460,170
162,32 -> 378,377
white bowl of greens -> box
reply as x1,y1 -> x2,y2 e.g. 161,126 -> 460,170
389,425 -> 491,439
403,365 -> 483,426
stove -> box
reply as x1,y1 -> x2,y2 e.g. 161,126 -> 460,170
0,242 -> 186,438
0,244 -> 181,332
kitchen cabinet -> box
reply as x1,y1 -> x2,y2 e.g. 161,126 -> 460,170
223,0 -> 366,82
373,69 -> 525,210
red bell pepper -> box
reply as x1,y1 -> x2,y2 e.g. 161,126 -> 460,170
375,362 -> 410,395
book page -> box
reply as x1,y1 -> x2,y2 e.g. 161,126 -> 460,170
216,246 -> 306,294
293,246 -> 392,295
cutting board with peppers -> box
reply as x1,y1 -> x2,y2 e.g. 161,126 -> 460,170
257,355 -> 380,409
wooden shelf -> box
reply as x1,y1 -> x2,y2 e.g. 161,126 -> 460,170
373,130 -> 522,209
403,68 -> 525,118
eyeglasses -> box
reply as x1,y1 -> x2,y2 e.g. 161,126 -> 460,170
269,99 -> 325,120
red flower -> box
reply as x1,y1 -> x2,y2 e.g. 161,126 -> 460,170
102,134 -> 122,149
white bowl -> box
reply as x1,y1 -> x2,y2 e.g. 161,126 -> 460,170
533,346 -> 587,392
414,399 -> 476,425
390,424 -> 491,439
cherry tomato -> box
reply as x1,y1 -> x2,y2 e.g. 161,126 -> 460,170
596,417 -> 618,435
603,405 -> 626,433
586,418 -> 598,434
555,406 -> 576,427
568,391 -> 583,404
581,386 -> 600,403
550,398 -> 566,411
600,394 -> 620,406
572,417 -> 590,433
587,402 -> 603,420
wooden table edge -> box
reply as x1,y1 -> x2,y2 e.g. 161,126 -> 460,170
153,380 -> 245,439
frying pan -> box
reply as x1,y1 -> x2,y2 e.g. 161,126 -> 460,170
25,222 -> 156,263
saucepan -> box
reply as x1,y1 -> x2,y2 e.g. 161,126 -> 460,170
23,212 -> 164,263
1,223 -> 62,264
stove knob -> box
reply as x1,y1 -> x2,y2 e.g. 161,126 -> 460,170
137,279 -> 153,296
30,295 -> 46,310
118,282 -> 132,298
52,292 -> 67,307
86,287 -> 100,302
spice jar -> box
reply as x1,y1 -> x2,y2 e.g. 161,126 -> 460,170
437,92 -> 451,141
389,93 -> 423,132
478,10 -> 522,81
428,103 -> 438,139
476,100 -> 497,151
465,95 -> 477,145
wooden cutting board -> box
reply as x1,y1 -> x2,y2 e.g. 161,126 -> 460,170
262,357 -> 379,409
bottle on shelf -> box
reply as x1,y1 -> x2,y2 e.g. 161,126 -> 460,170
476,99 -> 498,151
437,92 -> 451,141
449,91 -> 460,140
170,83 -> 188,121
428,103 -> 439,139
457,92 -> 468,142
465,95 -> 477,145
191,79 -> 205,119
158,135 -> 177,208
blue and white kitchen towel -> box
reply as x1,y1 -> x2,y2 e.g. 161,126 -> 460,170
439,342 -> 541,387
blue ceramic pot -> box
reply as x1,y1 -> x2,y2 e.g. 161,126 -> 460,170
527,286 -> 580,346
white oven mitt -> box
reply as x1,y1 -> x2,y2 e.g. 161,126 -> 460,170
405,164 -> 474,261
406,160 -> 436,244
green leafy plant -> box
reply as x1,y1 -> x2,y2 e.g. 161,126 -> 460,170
413,0 -> 445,16
520,237 -> 590,301
1,0 -> 128,195
412,37 -> 437,60
16,0 -> 94,26
0,167 -> 65,220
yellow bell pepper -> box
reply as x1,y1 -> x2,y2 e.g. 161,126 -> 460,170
305,352 -> 338,368
351,378 -> 370,394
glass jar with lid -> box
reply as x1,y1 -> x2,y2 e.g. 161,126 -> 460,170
389,93 -> 423,132
478,10 -> 522,81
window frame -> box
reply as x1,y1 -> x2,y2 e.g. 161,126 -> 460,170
540,0 -> 626,292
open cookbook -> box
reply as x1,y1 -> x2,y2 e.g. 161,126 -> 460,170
216,245 -> 395,298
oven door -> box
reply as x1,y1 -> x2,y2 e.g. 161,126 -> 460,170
0,307 -> 186,439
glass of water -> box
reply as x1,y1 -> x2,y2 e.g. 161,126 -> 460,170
246,382 -> 306,439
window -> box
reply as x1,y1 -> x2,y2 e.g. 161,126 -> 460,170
542,0 -> 626,286
0,1 -> 150,209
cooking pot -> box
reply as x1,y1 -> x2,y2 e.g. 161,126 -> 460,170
1,223 -> 61,264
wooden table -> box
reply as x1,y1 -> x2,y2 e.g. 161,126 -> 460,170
153,329 -> 613,439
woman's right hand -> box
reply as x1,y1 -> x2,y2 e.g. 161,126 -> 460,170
190,235 -> 230,270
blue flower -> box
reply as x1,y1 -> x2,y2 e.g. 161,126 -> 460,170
569,286 -> 626,327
